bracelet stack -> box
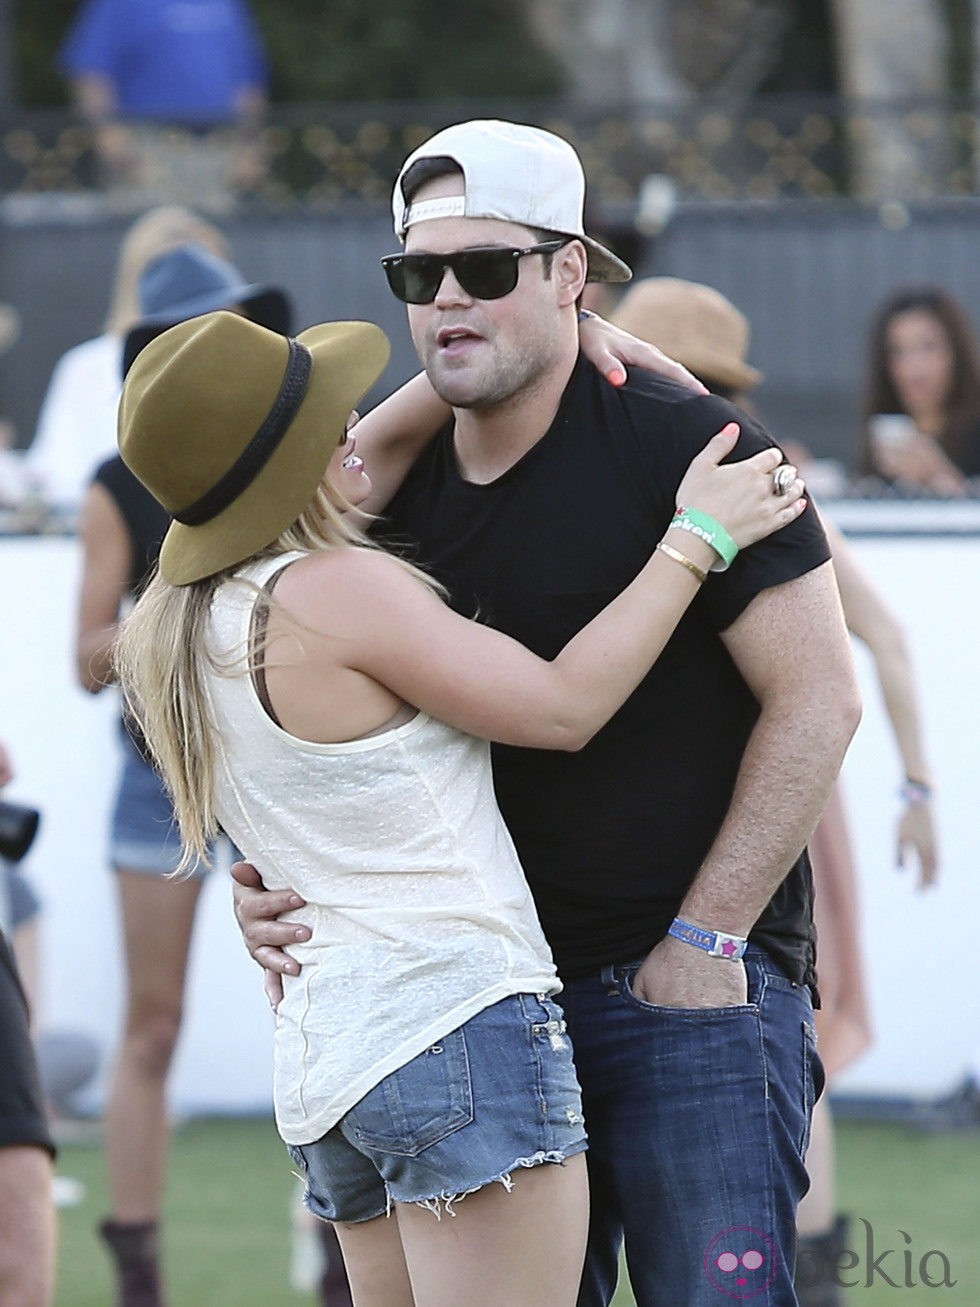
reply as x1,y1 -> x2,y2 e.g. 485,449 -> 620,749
670,507 -> 738,572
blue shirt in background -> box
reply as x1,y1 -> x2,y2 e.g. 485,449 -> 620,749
59,0 -> 268,124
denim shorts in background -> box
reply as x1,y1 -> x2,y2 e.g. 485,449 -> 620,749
109,731 -> 213,877
287,992 -> 588,1223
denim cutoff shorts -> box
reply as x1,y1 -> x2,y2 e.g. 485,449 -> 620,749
287,991 -> 588,1223
110,731 -> 212,877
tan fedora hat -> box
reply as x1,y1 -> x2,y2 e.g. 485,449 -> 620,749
119,311 -> 390,585
610,277 -> 762,393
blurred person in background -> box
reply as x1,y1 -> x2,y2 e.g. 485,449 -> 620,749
2,788 -> 99,1209
4,862 -> 101,1139
612,276 -> 939,1307
0,305 -> 20,455
76,244 -> 290,1307
59,0 -> 269,213
25,206 -> 230,514
0,738 -> 56,1307
857,285 -> 980,496
0,303 -> 29,509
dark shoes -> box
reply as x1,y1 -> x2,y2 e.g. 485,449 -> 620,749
98,1212 -> 352,1307
795,1214 -> 850,1307
98,1219 -> 164,1307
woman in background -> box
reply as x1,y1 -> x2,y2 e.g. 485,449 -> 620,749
857,285 -> 980,495
76,244 -> 290,1307
26,206 -> 230,511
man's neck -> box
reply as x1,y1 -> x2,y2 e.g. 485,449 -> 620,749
451,353 -> 578,485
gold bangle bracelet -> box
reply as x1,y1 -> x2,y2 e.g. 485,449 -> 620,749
657,540 -> 708,584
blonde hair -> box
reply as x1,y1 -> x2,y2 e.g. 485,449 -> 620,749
115,485 -> 441,874
104,206 -> 230,336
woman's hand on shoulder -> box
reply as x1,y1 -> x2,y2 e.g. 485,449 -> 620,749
675,424 -> 807,550
578,310 -> 707,394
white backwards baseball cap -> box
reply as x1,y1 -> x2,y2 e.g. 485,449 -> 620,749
392,119 -> 633,285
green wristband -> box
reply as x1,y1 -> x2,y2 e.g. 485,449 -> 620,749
670,507 -> 738,571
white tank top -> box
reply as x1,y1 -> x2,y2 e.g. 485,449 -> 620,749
203,551 -> 559,1145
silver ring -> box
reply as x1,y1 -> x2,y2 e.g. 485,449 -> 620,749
772,464 -> 797,496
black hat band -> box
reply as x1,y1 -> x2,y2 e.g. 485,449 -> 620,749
174,338 -> 313,527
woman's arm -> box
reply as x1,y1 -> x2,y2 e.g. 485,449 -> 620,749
576,309 -> 708,393
349,372 -> 451,517
826,520 -> 938,887
75,481 -> 133,692
271,429 -> 803,751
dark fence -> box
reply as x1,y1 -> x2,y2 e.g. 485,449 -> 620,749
4,97 -> 980,474
2,95 -> 978,208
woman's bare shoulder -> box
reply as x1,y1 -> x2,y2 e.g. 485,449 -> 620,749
274,546 -> 430,623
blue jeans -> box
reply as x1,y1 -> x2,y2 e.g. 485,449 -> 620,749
560,947 -> 823,1307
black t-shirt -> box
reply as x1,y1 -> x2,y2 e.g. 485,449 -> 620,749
377,356 -> 832,985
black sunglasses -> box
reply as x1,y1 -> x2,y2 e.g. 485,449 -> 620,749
380,240 -> 570,305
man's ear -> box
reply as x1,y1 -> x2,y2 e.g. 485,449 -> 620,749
556,240 -> 589,307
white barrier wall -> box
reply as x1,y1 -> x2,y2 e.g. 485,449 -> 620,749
1,511 -> 977,1111
820,505 -> 980,1099
1,534 -> 274,1116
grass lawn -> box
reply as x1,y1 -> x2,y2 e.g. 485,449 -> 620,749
52,1117 -> 978,1305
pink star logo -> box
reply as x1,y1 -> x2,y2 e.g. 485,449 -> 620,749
721,940 -> 738,958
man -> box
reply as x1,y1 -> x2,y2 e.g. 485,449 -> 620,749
610,274 -> 938,1307
234,120 -> 861,1307
59,0 -> 269,212
0,743 -> 56,1307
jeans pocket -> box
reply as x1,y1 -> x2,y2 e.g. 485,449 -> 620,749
348,1028 -> 474,1157
620,964 -> 758,1017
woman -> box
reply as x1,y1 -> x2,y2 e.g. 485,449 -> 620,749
114,310 -> 803,1307
75,242 -> 291,1307
858,285 -> 980,494
27,205 -> 231,511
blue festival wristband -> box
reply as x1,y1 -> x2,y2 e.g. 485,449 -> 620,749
668,917 -> 748,961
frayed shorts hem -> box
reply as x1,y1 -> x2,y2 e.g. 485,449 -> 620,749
302,1142 -> 588,1225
